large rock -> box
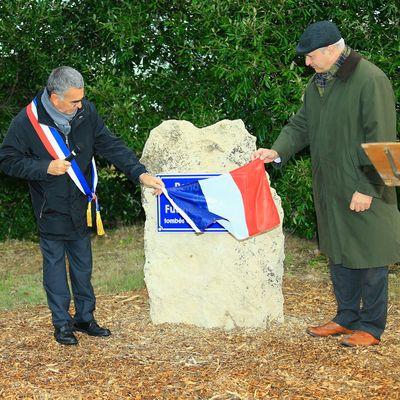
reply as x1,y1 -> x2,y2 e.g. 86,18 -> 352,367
140,119 -> 284,329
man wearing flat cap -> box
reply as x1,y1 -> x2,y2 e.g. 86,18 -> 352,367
253,21 -> 400,347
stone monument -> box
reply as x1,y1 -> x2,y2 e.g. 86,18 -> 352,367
140,119 -> 284,329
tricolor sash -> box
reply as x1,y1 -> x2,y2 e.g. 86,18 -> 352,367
26,97 -> 105,235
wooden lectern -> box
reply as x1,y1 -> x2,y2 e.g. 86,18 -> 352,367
361,142 -> 400,186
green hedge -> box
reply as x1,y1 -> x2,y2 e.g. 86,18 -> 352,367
0,0 -> 398,240
273,157 -> 316,240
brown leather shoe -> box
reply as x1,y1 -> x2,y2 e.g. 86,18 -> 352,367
306,321 -> 354,337
340,331 -> 380,347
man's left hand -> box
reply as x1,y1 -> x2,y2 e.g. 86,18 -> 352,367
139,173 -> 164,196
350,191 -> 373,212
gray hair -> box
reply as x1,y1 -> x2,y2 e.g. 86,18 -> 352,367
333,38 -> 345,50
46,66 -> 84,97
320,38 -> 345,54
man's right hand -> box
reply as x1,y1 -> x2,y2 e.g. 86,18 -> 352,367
47,159 -> 71,175
139,173 -> 165,196
251,148 -> 279,163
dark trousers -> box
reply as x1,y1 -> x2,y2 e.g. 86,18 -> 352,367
39,235 -> 96,328
330,263 -> 388,340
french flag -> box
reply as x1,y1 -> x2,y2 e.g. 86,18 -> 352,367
162,159 -> 280,240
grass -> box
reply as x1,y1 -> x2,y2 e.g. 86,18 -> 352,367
0,271 -> 44,309
283,233 -> 331,282
0,226 -> 398,310
0,225 -> 146,310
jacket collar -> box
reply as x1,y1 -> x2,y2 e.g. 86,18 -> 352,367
335,50 -> 362,81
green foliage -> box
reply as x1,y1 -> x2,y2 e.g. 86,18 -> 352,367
0,0 -> 398,240
96,167 -> 144,227
0,176 -> 37,240
273,158 -> 317,239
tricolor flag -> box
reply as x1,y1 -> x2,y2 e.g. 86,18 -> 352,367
162,159 -> 280,240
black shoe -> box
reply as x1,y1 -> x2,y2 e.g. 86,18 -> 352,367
54,323 -> 78,345
74,320 -> 111,337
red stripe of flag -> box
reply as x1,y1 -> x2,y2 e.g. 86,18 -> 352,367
230,159 -> 280,237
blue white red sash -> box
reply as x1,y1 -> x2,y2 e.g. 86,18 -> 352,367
26,97 -> 105,235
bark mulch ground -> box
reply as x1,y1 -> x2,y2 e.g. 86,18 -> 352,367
1,272 -> 399,400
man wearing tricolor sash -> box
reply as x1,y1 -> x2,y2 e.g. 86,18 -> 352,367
0,66 -> 163,345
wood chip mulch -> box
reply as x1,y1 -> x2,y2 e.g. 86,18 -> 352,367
1,275 -> 399,400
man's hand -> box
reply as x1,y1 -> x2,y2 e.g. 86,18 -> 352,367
139,173 -> 164,196
251,148 -> 279,163
350,191 -> 373,212
47,159 -> 71,175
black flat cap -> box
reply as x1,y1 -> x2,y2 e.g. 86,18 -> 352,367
296,21 -> 341,55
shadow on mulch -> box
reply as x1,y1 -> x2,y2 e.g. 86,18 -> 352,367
1,272 -> 399,400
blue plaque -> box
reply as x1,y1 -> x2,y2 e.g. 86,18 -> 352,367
156,173 -> 227,232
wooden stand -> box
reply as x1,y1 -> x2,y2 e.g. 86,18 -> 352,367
361,142 -> 400,186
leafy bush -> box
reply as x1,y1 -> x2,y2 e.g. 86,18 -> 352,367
0,176 -> 37,241
96,167 -> 144,228
0,0 -> 398,240
272,158 -> 316,239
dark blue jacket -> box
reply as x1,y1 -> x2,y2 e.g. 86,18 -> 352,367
0,91 -> 147,239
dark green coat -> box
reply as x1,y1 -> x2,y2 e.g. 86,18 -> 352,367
272,51 -> 400,268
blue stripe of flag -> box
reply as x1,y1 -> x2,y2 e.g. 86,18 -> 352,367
167,180 -> 224,231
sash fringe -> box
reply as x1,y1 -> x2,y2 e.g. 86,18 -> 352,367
96,210 -> 105,236
87,203 -> 93,227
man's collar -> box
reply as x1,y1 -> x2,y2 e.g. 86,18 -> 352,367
35,90 -> 55,126
335,50 -> 362,81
